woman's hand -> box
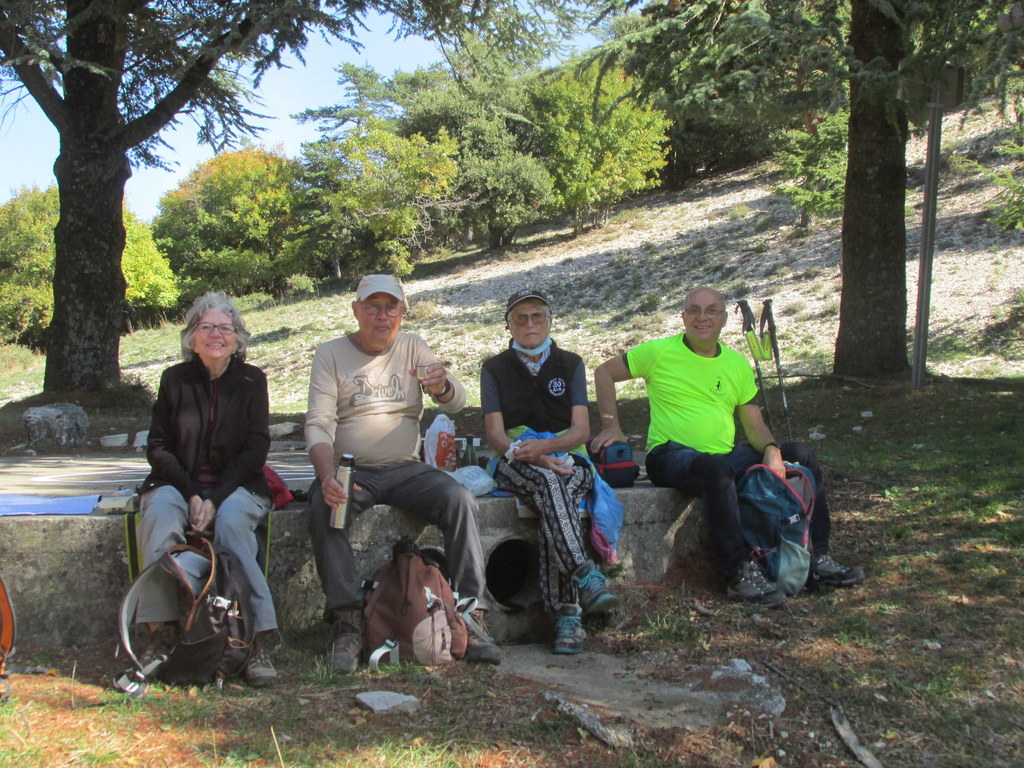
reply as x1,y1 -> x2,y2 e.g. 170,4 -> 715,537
509,437 -> 549,465
188,495 -> 217,533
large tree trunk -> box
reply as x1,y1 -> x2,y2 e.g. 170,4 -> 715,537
833,0 -> 911,378
43,0 -> 130,392
45,144 -> 130,391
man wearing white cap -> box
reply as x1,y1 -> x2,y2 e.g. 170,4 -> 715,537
305,274 -> 499,671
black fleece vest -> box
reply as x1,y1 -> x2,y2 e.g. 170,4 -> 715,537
482,343 -> 582,433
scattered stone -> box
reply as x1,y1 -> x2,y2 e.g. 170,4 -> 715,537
543,690 -> 635,749
355,691 -> 420,714
99,433 -> 129,448
133,430 -> 149,450
22,403 -> 88,448
852,426 -> 864,433
860,411 -> 874,418
269,422 -> 300,439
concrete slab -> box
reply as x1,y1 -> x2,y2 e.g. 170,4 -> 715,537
0,452 -> 314,496
499,644 -> 785,733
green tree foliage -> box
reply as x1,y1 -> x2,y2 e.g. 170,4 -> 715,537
604,1 -> 849,185
0,187 -> 177,347
294,120 -> 459,278
0,0 -> 584,392
153,146 -> 300,299
955,120 -> 1024,230
0,187 -> 56,348
122,214 -> 180,329
307,56 -> 553,250
530,63 -> 669,232
773,109 -> 849,226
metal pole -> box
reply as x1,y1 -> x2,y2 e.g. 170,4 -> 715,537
911,84 -> 943,388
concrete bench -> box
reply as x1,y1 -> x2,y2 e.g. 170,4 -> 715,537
0,483 -> 701,646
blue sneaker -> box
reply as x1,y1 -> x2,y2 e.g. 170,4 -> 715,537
552,604 -> 585,655
572,562 -> 619,615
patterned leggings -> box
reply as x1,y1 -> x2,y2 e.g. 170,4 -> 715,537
494,458 -> 593,612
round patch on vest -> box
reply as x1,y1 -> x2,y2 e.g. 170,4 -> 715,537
548,377 -> 567,396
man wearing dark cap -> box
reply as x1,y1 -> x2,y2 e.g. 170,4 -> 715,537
480,289 -> 618,655
305,274 -> 500,671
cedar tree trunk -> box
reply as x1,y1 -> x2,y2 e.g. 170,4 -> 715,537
834,0 -> 911,377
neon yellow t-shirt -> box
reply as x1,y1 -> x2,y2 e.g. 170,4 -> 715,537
626,334 -> 758,454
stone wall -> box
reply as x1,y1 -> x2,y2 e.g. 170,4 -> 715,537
0,483 -> 701,647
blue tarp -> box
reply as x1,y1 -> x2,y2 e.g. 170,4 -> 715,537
0,494 -> 100,516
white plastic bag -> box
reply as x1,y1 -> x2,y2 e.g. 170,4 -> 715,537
452,465 -> 497,496
423,414 -> 457,471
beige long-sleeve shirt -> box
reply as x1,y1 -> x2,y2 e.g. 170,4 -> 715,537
304,332 -> 466,466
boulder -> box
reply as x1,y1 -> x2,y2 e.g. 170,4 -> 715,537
22,403 -> 89,448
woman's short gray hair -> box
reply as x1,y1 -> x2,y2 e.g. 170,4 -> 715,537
180,292 -> 251,362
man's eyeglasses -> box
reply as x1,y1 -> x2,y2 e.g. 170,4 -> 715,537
510,312 -> 550,327
196,322 -> 237,336
361,301 -> 404,318
683,306 -> 723,320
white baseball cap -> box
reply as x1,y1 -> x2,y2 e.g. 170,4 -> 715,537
356,274 -> 406,304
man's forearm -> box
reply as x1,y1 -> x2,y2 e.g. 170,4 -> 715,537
594,366 -> 622,431
309,442 -> 337,485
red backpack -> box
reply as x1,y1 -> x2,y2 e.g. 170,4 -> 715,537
1,573 -> 15,700
362,539 -> 469,668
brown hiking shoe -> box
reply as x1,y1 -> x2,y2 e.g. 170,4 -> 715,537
327,608 -> 363,673
245,631 -> 278,688
463,609 -> 501,665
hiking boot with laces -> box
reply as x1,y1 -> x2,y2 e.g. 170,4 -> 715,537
571,562 -> 619,615
463,608 -> 501,665
808,553 -> 865,589
327,608 -> 363,673
245,631 -> 278,688
552,604 -> 585,655
727,559 -> 787,608
138,623 -> 177,671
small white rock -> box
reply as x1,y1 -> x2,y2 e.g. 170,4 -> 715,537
100,433 -> 129,448
860,410 -> 874,418
852,426 -> 864,433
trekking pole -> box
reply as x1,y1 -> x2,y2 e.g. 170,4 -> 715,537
760,299 -> 793,441
736,299 -> 775,434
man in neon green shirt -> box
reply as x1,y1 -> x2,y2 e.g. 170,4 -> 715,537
593,286 -> 864,608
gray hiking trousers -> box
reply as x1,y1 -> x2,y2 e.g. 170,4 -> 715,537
134,484 -> 277,632
307,460 -> 489,620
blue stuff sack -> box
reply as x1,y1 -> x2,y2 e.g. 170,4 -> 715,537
736,462 -> 815,595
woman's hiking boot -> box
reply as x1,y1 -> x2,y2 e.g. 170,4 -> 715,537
727,559 -> 786,608
245,631 -> 278,688
571,562 -> 619,614
138,623 -> 177,670
327,608 -> 363,673
552,604 -> 585,655
463,609 -> 501,665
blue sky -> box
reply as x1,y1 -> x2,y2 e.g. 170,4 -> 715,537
0,14 -> 448,221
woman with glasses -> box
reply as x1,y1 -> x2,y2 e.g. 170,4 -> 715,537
481,289 -> 618,656
134,291 -> 278,687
